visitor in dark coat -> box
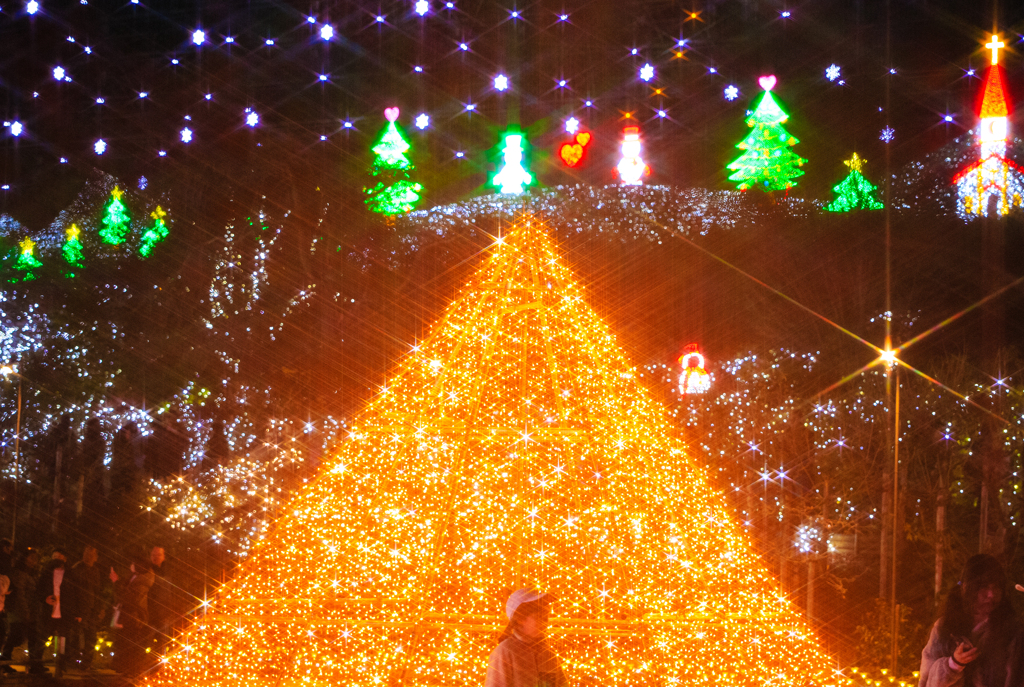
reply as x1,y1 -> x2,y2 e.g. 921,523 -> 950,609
485,589 -> 568,687
919,554 -> 1024,687
62,545 -> 101,669
110,556 -> 154,676
0,548 -> 44,673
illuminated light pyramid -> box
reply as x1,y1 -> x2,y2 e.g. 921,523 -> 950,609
147,219 -> 846,687
954,33 -> 1024,218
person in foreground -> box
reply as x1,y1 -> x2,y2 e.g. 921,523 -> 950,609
919,554 -> 1022,687
485,588 -> 567,687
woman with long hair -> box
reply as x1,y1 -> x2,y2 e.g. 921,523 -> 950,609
484,589 -> 567,687
919,554 -> 1022,687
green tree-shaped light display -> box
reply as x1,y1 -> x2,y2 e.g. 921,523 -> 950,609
62,223 -> 84,273
139,206 -> 170,258
12,236 -> 43,282
727,76 -> 807,193
99,186 -> 131,245
364,108 -> 423,216
826,153 -> 884,212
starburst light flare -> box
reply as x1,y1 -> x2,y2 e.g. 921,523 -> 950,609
144,219 -> 847,687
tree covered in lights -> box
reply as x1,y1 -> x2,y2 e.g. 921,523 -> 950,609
727,77 -> 807,193
145,220 -> 844,687
99,186 -> 131,245
365,109 -> 423,216
826,154 -> 883,212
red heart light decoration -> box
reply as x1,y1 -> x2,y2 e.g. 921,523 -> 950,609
575,132 -> 591,146
757,75 -> 776,92
384,107 -> 400,122
559,142 -> 584,167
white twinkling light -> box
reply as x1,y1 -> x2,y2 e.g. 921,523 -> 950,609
724,85 -> 739,101
205,93 -> 212,100
94,139 -> 107,155
306,15 -> 316,23
494,74 -> 509,91
565,117 -> 579,134
459,42 -> 468,50
26,1 -> 39,14
139,91 -> 149,98
319,74 -> 328,82
415,0 -> 429,15
639,63 -> 655,82
95,97 -> 105,104
879,126 -> 895,143
53,66 -> 65,80
9,122 -> 23,137
415,113 -> 430,129
180,127 -> 193,143
246,111 -> 259,127
192,29 -> 205,45
825,64 -> 840,81
320,24 -> 334,40
414,65 -> 423,72
225,36 -> 234,43
265,38 -> 275,46
657,109 -> 667,118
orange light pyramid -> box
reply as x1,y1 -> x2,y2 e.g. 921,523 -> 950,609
148,219 -> 847,687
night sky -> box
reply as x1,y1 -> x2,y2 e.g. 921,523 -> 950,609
1,0 -> 1023,227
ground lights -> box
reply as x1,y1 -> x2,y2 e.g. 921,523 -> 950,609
144,219 -> 847,687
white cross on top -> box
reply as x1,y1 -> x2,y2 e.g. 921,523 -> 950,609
986,34 -> 1005,65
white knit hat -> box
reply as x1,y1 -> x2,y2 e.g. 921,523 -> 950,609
505,588 -> 549,620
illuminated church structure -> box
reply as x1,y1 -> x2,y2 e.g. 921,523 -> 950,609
954,34 -> 1024,218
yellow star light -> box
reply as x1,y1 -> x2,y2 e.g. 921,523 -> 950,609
66,224 -> 80,241
143,220 -> 849,687
844,153 -> 865,173
111,186 -> 123,200
19,237 -> 35,256
152,206 -> 167,220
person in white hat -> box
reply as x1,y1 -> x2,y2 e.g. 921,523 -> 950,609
484,588 -> 567,687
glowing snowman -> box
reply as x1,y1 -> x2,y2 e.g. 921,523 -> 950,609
493,134 -> 533,194
615,126 -> 650,185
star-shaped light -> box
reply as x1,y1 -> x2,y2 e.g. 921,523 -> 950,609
494,74 -> 509,91
94,139 -> 107,155
724,85 -> 739,101
825,64 -> 840,81
19,237 -> 35,255
415,113 -> 430,129
415,1 -> 429,15
192,29 -> 205,45
53,66 -> 65,81
180,127 -> 193,143
844,153 -> 865,172
66,224 -> 80,241
565,117 -> 579,134
879,126 -> 895,143
639,63 -> 655,82
320,24 -> 334,40
246,111 -> 259,127
111,186 -> 122,200
9,122 -> 23,137
151,206 -> 167,221
26,1 -> 39,14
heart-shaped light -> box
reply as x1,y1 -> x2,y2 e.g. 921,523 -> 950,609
758,75 -> 776,92
384,107 -> 400,122
560,142 -> 584,167
576,132 -> 591,146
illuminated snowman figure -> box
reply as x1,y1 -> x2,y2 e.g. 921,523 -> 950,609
615,126 -> 650,185
493,133 -> 533,194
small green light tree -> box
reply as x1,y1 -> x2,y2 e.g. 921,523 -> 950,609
365,108 -> 423,216
63,224 -> 85,271
139,206 -> 170,257
11,236 -> 43,282
100,186 -> 131,245
826,153 -> 884,212
727,76 -> 807,193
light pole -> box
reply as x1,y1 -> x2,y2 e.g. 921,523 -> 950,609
1,365 -> 22,545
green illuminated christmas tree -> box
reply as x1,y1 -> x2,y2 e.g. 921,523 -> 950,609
364,108 -> 423,216
99,186 -> 131,245
11,236 -> 43,282
62,224 -> 84,272
727,76 -> 806,193
139,206 -> 170,257
825,153 -> 883,212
